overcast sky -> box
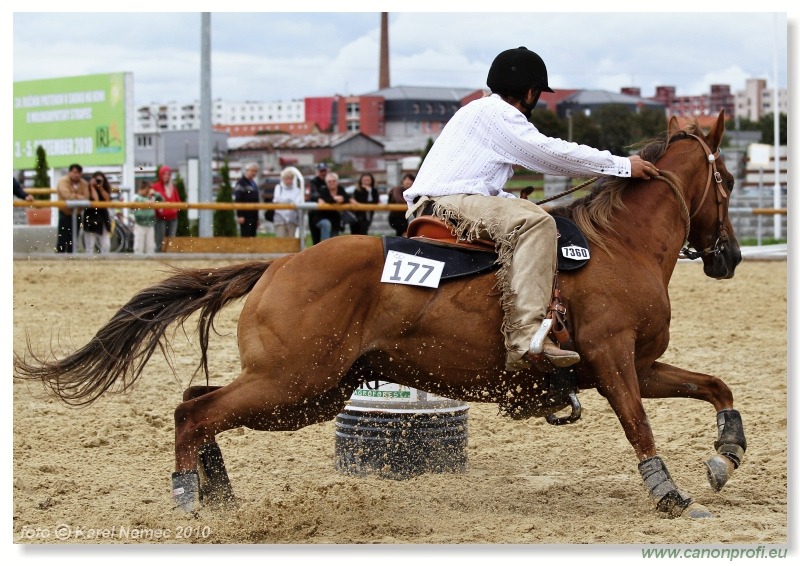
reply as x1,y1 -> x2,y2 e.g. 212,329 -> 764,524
10,4 -> 793,108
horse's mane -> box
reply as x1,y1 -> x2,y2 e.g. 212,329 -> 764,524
548,121 -> 706,255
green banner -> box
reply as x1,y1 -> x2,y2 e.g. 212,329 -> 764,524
13,73 -> 129,169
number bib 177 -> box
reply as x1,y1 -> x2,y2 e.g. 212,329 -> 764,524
381,251 -> 445,288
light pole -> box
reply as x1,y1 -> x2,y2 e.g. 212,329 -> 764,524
198,12 -> 213,237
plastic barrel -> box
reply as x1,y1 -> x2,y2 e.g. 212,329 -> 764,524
334,382 -> 469,480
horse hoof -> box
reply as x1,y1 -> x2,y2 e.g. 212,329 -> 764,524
682,502 -> 715,519
172,470 -> 202,513
705,454 -> 735,492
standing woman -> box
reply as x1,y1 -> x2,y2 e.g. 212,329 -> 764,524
152,165 -> 181,252
351,172 -> 380,235
82,171 -> 113,253
272,168 -> 304,238
388,173 -> 415,237
234,163 -> 261,237
312,172 -> 349,242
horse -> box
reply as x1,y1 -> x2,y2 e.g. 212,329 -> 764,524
14,110 -> 745,519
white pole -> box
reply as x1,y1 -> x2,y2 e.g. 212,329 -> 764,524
772,14 -> 782,240
198,12 -> 213,237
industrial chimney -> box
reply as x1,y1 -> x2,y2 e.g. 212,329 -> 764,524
379,12 -> 390,90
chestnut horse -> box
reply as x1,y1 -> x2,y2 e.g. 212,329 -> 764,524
15,111 -> 745,519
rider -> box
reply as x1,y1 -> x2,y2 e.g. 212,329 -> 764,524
404,46 -> 659,372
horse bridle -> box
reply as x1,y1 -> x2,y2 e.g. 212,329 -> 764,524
671,133 -> 731,260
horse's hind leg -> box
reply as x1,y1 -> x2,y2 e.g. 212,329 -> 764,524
179,386 -> 235,508
183,385 -> 222,401
172,373 -> 358,512
640,361 -> 746,492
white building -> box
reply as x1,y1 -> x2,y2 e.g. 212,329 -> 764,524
735,79 -> 788,122
136,99 -> 305,133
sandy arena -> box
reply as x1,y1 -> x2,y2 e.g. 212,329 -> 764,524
12,256 -> 787,547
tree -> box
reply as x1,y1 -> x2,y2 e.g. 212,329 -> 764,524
418,137 -> 434,167
173,172 -> 191,237
634,106 -> 669,142
33,145 -> 50,199
570,111 -> 602,150
758,113 -> 787,145
729,117 -> 760,131
592,104 -> 636,155
529,108 -> 567,139
213,161 -> 238,237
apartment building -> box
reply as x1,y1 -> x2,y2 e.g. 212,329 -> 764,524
735,78 -> 788,122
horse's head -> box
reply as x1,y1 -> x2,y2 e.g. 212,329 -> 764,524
664,110 -> 742,279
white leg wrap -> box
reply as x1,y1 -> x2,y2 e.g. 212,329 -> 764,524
172,470 -> 201,513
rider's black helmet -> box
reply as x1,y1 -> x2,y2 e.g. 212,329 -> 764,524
486,46 -> 555,97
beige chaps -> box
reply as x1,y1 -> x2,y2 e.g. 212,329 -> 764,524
409,194 -> 557,371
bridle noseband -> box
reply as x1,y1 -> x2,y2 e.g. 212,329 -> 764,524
672,133 -> 731,260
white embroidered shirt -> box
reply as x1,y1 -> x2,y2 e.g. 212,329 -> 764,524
404,94 -> 631,207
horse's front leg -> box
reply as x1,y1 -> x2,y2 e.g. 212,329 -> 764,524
640,361 -> 746,492
589,346 -> 713,518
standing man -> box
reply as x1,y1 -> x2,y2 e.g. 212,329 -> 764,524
233,163 -> 261,237
55,163 -> 89,253
13,177 -> 33,201
403,46 -> 658,372
307,162 -> 329,244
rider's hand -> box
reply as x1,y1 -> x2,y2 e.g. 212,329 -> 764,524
629,156 -> 659,179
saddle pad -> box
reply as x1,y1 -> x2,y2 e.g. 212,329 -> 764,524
382,215 -> 590,280
553,216 -> 590,271
382,236 -> 499,281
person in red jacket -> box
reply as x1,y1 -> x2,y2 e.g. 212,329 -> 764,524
151,165 -> 181,252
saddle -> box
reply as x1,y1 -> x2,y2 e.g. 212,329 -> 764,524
405,213 -> 591,272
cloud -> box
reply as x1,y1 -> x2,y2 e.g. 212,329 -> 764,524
12,11 -> 789,106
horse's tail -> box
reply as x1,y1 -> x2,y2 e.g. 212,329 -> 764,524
14,260 -> 274,406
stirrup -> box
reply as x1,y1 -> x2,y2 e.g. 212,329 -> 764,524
529,319 -> 553,354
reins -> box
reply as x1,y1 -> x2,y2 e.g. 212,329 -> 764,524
529,131 -> 728,261
531,176 -> 599,206
529,170 -> 692,256
653,171 -> 692,245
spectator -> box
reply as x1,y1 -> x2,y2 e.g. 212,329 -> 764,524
307,163 -> 329,244
272,168 -> 304,238
55,163 -> 89,253
82,171 -> 113,254
152,165 -> 181,252
308,162 -> 328,201
132,180 -> 163,254
310,172 -> 349,243
388,173 -> 415,237
234,163 -> 261,237
349,173 -> 380,235
13,177 -> 33,201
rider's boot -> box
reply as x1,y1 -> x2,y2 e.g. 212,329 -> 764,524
528,319 -> 580,368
